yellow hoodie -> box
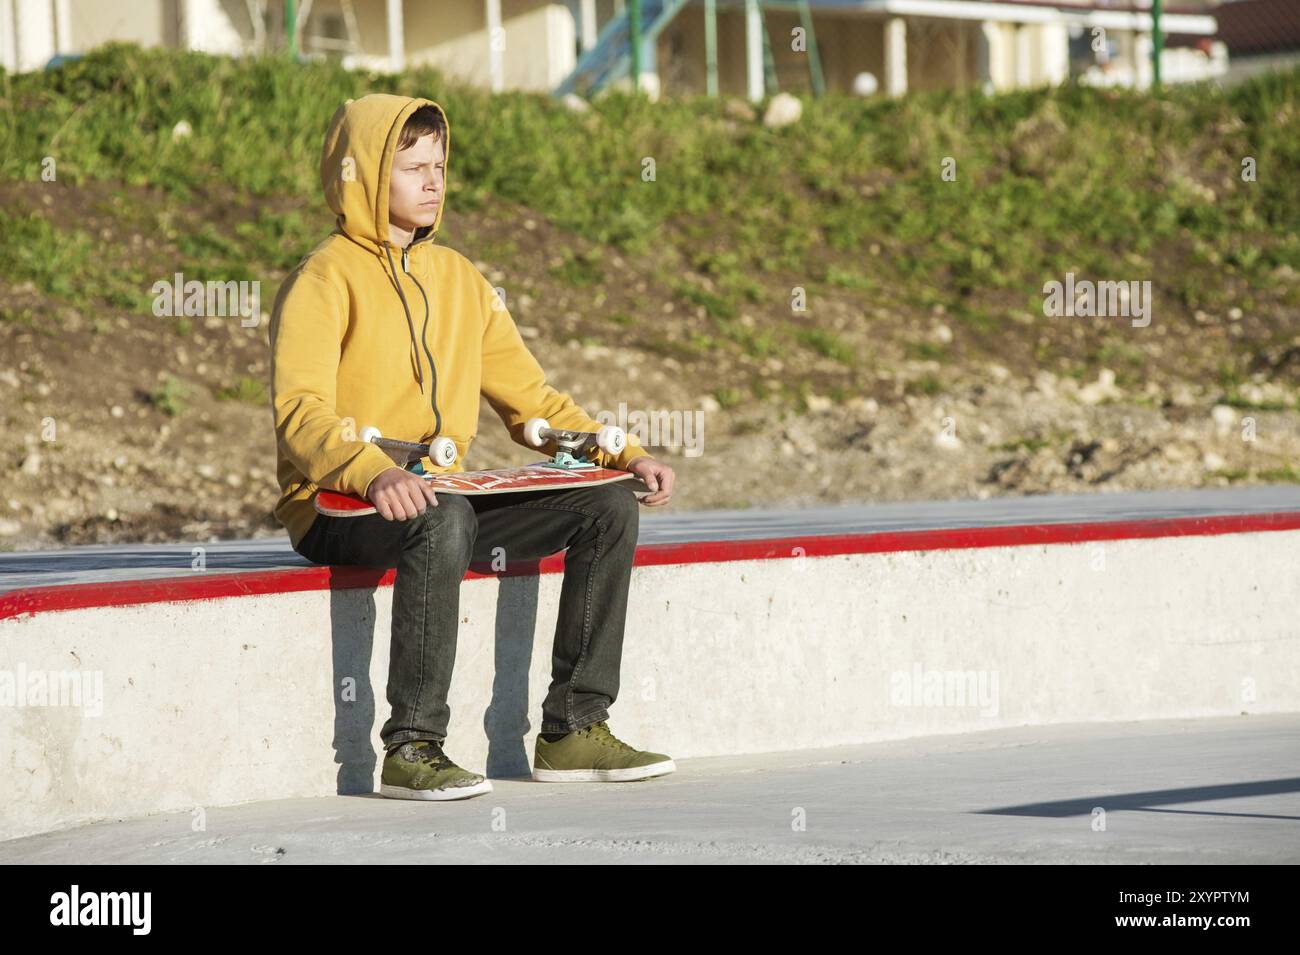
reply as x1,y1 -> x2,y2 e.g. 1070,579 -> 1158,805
269,93 -> 649,549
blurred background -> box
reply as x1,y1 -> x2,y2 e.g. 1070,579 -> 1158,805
0,0 -> 1297,548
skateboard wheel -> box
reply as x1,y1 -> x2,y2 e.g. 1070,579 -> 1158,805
429,436 -> 457,467
523,417 -> 549,448
596,425 -> 626,456
360,425 -> 382,444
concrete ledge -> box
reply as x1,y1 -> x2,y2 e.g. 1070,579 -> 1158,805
3,510 -> 1300,841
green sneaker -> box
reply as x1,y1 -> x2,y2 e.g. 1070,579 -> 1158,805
380,740 -> 493,801
533,721 -> 676,782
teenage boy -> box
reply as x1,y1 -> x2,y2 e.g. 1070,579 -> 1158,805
271,94 -> 677,801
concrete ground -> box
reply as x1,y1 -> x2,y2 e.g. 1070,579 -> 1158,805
3,714 -> 1296,864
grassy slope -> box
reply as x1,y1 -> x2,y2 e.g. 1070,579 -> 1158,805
1,46 -> 1299,544
3,45 -> 1298,396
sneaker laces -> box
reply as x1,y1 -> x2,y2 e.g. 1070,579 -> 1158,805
401,740 -> 453,768
582,721 -> 637,754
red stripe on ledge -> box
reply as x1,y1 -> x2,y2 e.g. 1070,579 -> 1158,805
3,511 -> 1299,621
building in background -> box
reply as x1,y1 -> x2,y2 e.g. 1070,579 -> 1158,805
0,0 -> 1248,99
572,1 -> 1225,100
0,0 -> 580,90
1208,0 -> 1300,84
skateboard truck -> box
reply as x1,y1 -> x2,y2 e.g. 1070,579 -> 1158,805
524,418 -> 626,469
356,420 -> 627,474
358,426 -> 456,475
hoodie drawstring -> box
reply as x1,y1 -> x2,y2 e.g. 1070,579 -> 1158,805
383,243 -> 424,393
382,242 -> 443,438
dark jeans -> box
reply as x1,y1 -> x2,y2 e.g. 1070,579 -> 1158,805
292,481 -> 641,750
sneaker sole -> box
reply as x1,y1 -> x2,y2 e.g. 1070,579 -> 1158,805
379,779 -> 494,801
531,759 -> 676,783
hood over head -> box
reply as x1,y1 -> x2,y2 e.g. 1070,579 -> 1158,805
318,93 -> 451,419
320,93 -> 450,255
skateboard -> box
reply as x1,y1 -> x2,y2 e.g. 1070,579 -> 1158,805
314,417 -> 649,518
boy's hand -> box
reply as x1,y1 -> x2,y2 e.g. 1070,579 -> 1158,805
367,467 -> 439,520
627,457 -> 675,506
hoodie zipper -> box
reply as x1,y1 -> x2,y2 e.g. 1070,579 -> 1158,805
402,245 -> 443,438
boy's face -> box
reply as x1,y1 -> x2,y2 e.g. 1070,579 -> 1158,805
388,132 -> 445,240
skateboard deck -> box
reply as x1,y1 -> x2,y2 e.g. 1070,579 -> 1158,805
314,463 -> 647,518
